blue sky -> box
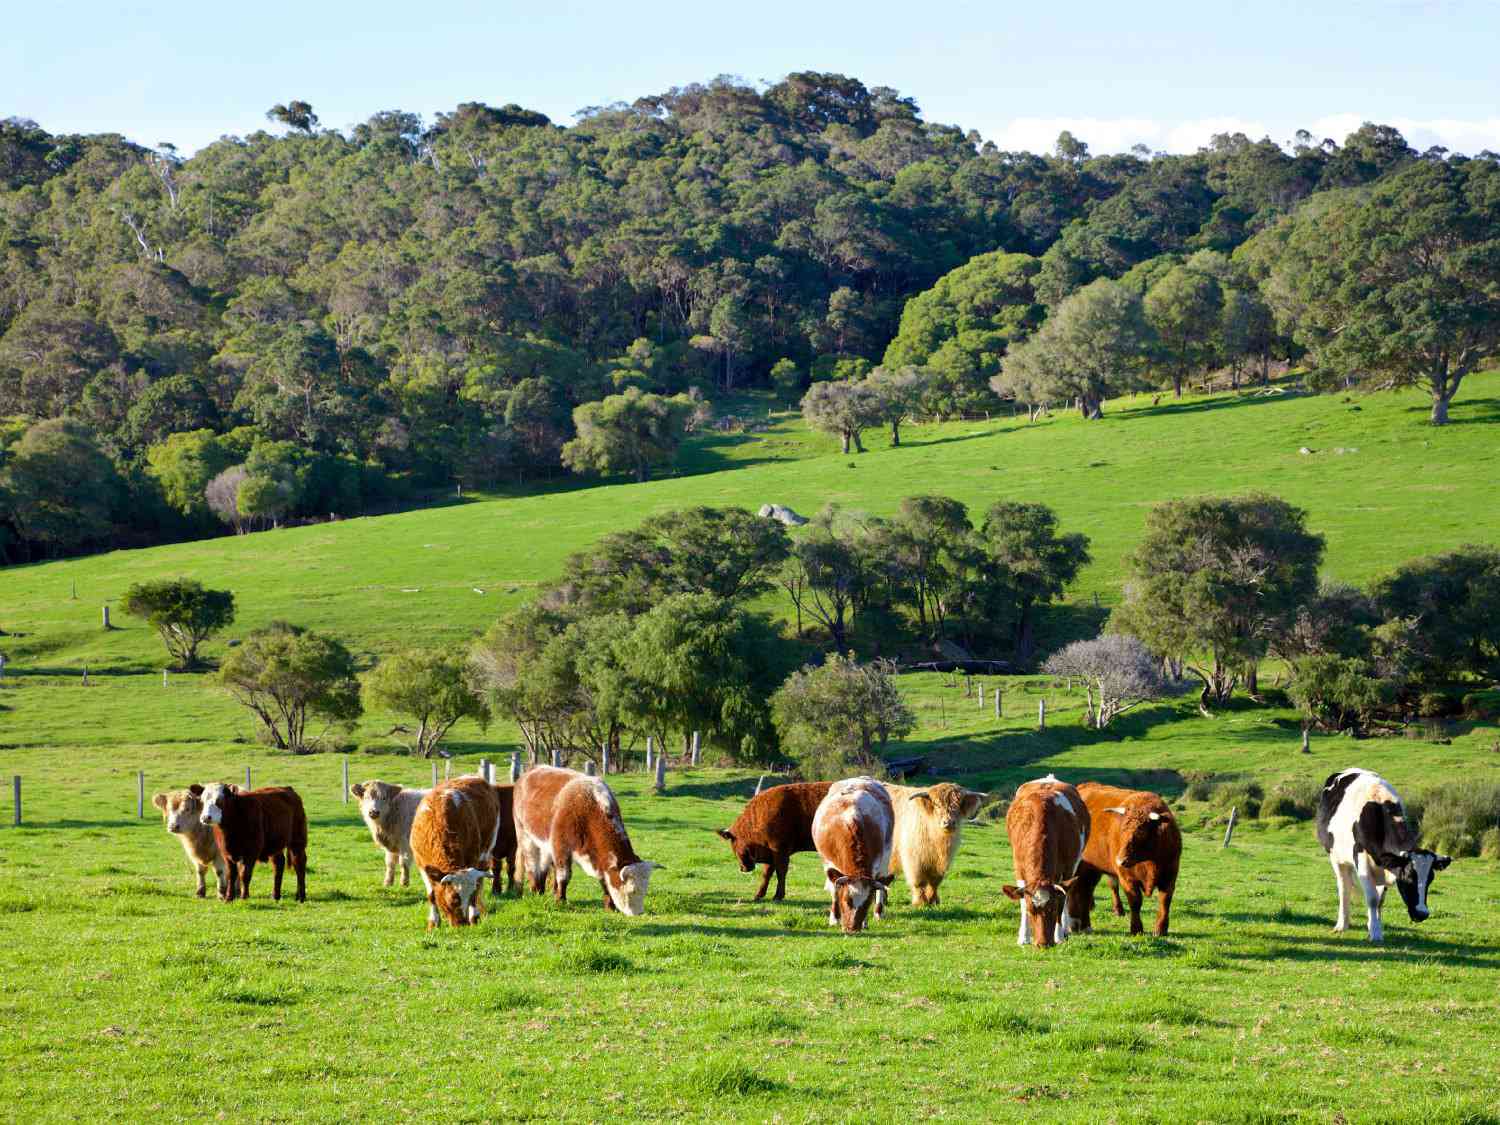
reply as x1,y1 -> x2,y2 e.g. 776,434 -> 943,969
5,0 -> 1499,155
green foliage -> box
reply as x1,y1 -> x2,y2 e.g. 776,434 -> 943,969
1287,654 -> 1395,734
800,379 -> 882,453
772,654 -> 914,776
1371,545 -> 1500,683
145,430 -> 235,521
1407,782 -> 1500,858
562,388 -> 694,482
1144,263 -> 1222,396
120,577 -> 236,669
217,621 -> 362,752
363,648 -> 489,757
0,418 -> 126,558
769,358 -> 803,403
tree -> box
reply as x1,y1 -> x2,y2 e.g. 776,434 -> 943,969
781,508 -> 870,652
1144,263 -> 1222,396
1288,654 -> 1397,735
266,100 -> 319,134
772,655 -> 915,777
1114,493 -> 1324,707
993,279 -> 1150,419
864,366 -> 930,446
1270,159 -> 1500,423
978,502 -> 1091,660
363,649 -> 490,757
120,578 -> 236,669
0,418 -> 125,557
205,465 -> 251,533
882,495 -> 974,640
217,621 -> 363,752
770,358 -> 803,404
801,379 -> 882,453
1371,545 -> 1500,682
562,387 -> 694,482
1044,634 -> 1172,729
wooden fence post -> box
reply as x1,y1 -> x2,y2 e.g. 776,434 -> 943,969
551,747 -> 561,768
480,758 -> 490,784
1223,807 -> 1238,848
244,765 -> 251,789
645,736 -> 653,773
101,605 -> 110,630
691,731 -> 700,767
1038,700 -> 1046,730
82,666 -> 89,687
584,759 -> 596,776
342,759 -> 349,804
11,776 -> 18,826
601,745 -> 611,776
977,683 -> 984,709
994,689 -> 1002,719
654,753 -> 666,794
755,774 -> 766,795
431,761 -> 439,787
1301,727 -> 1311,754
162,669 -> 168,688
138,770 -> 145,819
509,753 -> 521,782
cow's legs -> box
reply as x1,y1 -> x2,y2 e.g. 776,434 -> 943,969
222,861 -> 239,901
290,846 -> 307,902
383,850 -> 398,886
753,861 -> 774,900
1125,884 -> 1145,935
194,863 -> 208,898
1107,873 -> 1125,916
1331,858 -> 1353,933
271,852 -> 286,901
400,854 -> 411,887
773,857 -> 790,901
1070,866 -> 1103,932
553,855 -> 571,903
600,876 -> 616,911
1356,869 -> 1384,942
1017,898 -> 1031,946
238,859 -> 254,899
1154,888 -> 1173,936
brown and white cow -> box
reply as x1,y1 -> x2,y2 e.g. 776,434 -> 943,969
716,780 -> 832,900
1070,782 -> 1180,936
409,776 -> 503,929
1001,774 -> 1090,947
812,777 -> 896,932
198,783 -> 308,902
152,786 -> 227,898
514,766 -> 660,915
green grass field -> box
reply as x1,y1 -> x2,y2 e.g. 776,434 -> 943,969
2,376 -> 1500,1121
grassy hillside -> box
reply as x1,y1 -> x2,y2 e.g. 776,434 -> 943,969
3,376 -> 1500,1121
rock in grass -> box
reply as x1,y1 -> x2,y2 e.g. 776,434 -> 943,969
758,503 -> 808,526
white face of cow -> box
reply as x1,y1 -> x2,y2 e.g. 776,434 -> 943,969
439,868 -> 488,920
198,783 -> 231,826
352,781 -> 398,826
609,861 -> 661,916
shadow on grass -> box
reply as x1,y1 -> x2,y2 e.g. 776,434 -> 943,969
1221,932 -> 1500,970
1402,395 -> 1500,427
1113,389 -> 1294,423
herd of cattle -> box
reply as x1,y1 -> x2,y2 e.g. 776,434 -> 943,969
149,763 -> 1450,944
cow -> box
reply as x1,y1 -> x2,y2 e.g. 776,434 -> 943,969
514,766 -> 660,915
198,783 -> 308,903
1001,774 -> 1090,947
152,786 -> 227,898
811,777 -> 896,932
716,781 -> 832,900
1070,782 -> 1180,936
489,782 -> 519,897
1317,767 -> 1452,943
409,776 -> 502,929
885,781 -> 989,906
350,780 -> 428,887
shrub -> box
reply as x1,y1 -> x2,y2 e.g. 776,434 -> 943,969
1418,691 -> 1462,718
362,649 -> 490,758
1262,777 -> 1321,821
1182,772 -> 1263,817
1407,782 -> 1500,858
120,578 -> 236,669
1462,691 -> 1498,721
771,654 -> 913,778
217,621 -> 363,753
1044,634 -> 1172,728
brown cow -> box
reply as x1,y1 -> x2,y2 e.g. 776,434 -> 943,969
514,766 -> 660,914
716,781 -> 832,900
812,777 -> 896,932
489,782 -> 519,897
410,776 -> 503,929
1070,782 -> 1181,936
197,783 -> 308,902
1001,774 -> 1090,947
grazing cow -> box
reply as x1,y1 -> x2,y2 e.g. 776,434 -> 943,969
198,783 -> 308,903
409,776 -> 502,929
886,782 -> 989,906
514,766 -> 660,915
1317,767 -> 1452,943
1070,782 -> 1180,936
489,782 -> 519,897
152,786 -> 227,898
716,781 -> 832,900
812,777 -> 896,932
350,780 -> 428,887
1001,774 -> 1090,947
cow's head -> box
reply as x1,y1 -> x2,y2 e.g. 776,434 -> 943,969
1101,804 -> 1175,868
826,867 -> 896,932
716,827 -> 770,873
910,783 -> 988,833
430,867 -> 490,927
1377,848 -> 1452,922
351,780 -> 402,827
197,783 -> 234,827
605,861 -> 662,916
153,786 -> 205,835
1002,879 -> 1076,947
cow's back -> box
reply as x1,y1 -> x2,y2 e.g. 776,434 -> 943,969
732,781 -> 832,852
1009,778 -> 1089,883
514,766 -> 573,841
412,778 -> 502,875
813,778 -> 894,878
250,787 -> 306,857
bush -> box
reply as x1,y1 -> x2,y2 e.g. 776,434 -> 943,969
1481,828 -> 1500,861
1418,691 -> 1462,718
1462,691 -> 1498,721
771,654 -> 913,778
1262,777 -> 1321,821
1407,782 -> 1500,858
120,578 -> 236,669
1182,771 -> 1263,817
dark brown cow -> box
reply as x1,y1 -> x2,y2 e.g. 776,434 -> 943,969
490,783 -> 519,896
197,783 -> 308,902
1070,782 -> 1181,936
716,781 -> 833,900
1001,774 -> 1089,947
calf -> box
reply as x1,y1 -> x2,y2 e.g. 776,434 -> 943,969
716,781 -> 832,900
409,776 -> 502,929
1070,782 -> 1180,936
886,782 -> 988,906
811,777 -> 896,932
152,786 -> 227,898
514,766 -> 660,915
1317,767 -> 1452,943
1001,774 -> 1090,947
198,783 -> 308,902
350,780 -> 428,887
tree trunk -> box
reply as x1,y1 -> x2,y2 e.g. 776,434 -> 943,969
1431,390 -> 1451,425
853,431 -> 866,453
890,420 -> 901,446
840,432 -> 851,454
1173,373 -> 1184,398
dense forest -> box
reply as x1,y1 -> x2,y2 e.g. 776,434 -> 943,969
2,72 -> 1496,563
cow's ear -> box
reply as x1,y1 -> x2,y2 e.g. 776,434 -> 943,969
825,865 -> 846,884
1434,854 -> 1453,870
1001,884 -> 1024,901
716,828 -> 734,842
350,783 -> 365,798
877,873 -> 897,887
188,784 -> 204,796
1377,852 -> 1408,871
151,793 -> 168,811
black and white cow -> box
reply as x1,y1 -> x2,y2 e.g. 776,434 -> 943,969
1315,767 -> 1451,943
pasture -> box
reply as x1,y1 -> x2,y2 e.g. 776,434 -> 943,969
2,377 -> 1500,1121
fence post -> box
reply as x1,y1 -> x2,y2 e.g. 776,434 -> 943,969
551,747 -> 561,768
342,759 -> 349,804
690,731 -> 700,767
994,689 -> 1002,720
601,745 -> 611,776
584,759 -> 596,776
755,774 -> 766,795
244,765 -> 251,789
11,776 -> 18,826
977,683 -> 984,709
1038,699 -> 1046,730
102,605 -> 110,630
645,736 -> 653,773
82,666 -> 89,687
431,761 -> 439,787
480,758 -> 490,784
163,669 -> 168,688
1093,591 -> 1100,608
138,770 -> 145,819
1222,807 -> 1238,847
509,753 -> 521,782
1301,727 -> 1311,755
654,752 -> 666,794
